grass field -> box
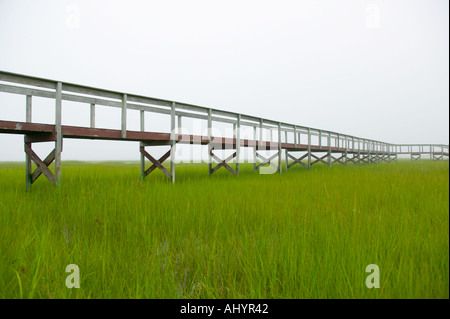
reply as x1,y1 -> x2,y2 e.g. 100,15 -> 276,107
0,160 -> 448,299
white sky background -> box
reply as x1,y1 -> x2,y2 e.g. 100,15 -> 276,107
0,0 -> 448,161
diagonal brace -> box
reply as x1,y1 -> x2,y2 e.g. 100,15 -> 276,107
255,152 -> 279,170
24,143 -> 56,185
287,153 -> 308,168
210,147 -> 237,175
140,147 -> 172,179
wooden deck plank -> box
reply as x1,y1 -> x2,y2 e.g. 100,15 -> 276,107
0,120 -> 448,156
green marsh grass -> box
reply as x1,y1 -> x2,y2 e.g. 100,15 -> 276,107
0,160 -> 448,298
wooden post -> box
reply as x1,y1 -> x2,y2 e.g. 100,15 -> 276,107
319,130 -> 322,148
140,110 -> 145,181
258,118 -> 263,170
278,122 -> 282,174
378,142 -> 381,163
208,109 -> 212,175
388,144 -> 391,162
388,143 -> 391,162
328,132 -> 332,167
236,114 -> 241,176
285,148 -> 289,171
352,136 -> 356,163
253,126 -> 257,171
344,135 -> 348,165
294,125 -> 297,148
55,82 -> 62,187
337,133 -> 340,164
259,119 -> 263,146
307,128 -> 311,169
90,103 -> 95,128
25,95 -> 32,190
170,102 -> 176,183
121,94 -> 127,138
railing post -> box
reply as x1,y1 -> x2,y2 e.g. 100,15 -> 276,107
328,132 -> 332,167
25,95 -> 32,190
121,94 -> 127,138
344,135 -> 348,165
253,125 -> 257,171
236,114 -> 241,176
358,139 -> 361,163
208,109 -> 212,175
140,110 -> 145,181
337,133 -> 340,164
351,136 -> 355,163
55,82 -> 62,187
259,119 -> 263,146
294,125 -> 297,148
90,103 -> 95,128
319,130 -> 322,148
278,122 -> 282,174
170,102 -> 176,183
307,128 -> 311,169
386,144 -> 391,163
285,127 -> 289,171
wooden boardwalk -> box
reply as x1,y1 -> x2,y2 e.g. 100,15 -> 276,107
0,70 -> 448,188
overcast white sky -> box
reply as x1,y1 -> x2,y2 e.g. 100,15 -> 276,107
0,0 -> 448,161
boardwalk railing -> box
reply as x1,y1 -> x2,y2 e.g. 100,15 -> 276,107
0,70 -> 448,188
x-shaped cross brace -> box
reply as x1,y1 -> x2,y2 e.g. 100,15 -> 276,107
255,152 -> 278,170
347,155 -> 359,164
209,146 -> 237,175
370,155 -> 380,163
24,143 -> 56,185
333,154 -> 347,165
310,153 -> 330,166
286,152 -> 308,169
140,146 -> 173,179
359,155 -> 370,164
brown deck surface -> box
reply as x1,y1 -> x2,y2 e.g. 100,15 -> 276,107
2,120 -> 447,156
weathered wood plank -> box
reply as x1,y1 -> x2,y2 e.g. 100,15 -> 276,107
31,148 -> 56,183
140,148 -> 172,179
24,143 -> 56,185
